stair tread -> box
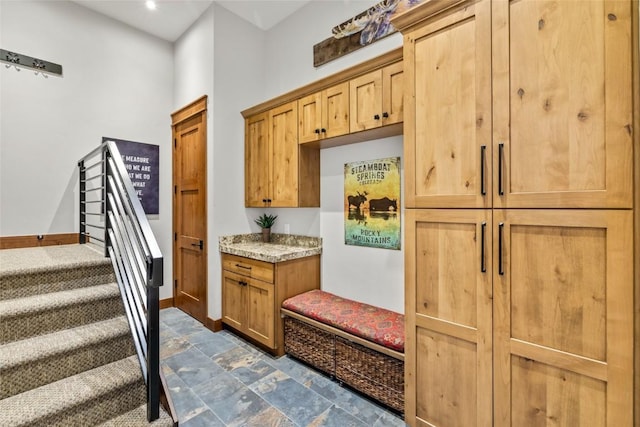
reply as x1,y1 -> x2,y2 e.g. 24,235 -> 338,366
0,355 -> 144,426
0,244 -> 109,278
0,316 -> 131,368
0,282 -> 119,317
98,403 -> 175,427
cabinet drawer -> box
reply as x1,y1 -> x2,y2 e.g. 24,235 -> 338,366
222,254 -> 274,283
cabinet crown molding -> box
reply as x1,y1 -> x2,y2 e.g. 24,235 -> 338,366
390,0 -> 473,33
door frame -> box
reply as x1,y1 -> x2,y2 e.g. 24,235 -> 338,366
171,95 -> 208,322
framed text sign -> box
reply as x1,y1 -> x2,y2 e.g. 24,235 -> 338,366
344,157 -> 401,250
103,137 -> 159,215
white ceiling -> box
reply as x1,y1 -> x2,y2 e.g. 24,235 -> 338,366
71,0 -> 311,42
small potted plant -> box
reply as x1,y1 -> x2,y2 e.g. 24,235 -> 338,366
255,213 -> 277,243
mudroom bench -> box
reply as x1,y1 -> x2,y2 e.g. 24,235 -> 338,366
280,289 -> 404,413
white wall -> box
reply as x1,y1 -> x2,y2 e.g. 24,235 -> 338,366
0,1 -> 174,299
210,4 -> 268,318
173,7 -> 214,110
261,1 -> 404,312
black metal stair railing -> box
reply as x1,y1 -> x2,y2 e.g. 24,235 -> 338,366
78,140 -> 163,422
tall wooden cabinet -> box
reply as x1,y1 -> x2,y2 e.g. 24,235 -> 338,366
392,0 -> 636,425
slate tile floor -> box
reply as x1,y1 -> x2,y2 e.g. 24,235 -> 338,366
160,308 -> 407,427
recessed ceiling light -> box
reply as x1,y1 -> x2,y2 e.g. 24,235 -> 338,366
145,1 -> 157,10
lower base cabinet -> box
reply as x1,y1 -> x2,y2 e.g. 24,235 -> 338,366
405,209 -> 633,427
221,253 -> 320,355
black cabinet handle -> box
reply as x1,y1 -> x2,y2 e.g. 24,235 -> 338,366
498,222 -> 504,275
235,264 -> 251,270
481,222 -> 486,273
382,112 -> 389,118
498,143 -> 504,196
321,128 -> 326,133
480,145 -> 486,196
191,240 -> 203,250
314,129 -> 320,134
374,114 -> 380,120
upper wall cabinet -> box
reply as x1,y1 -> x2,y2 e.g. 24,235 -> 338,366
492,0 -> 633,209
245,101 -> 320,208
350,61 -> 404,132
398,0 -> 633,209
242,48 -> 402,208
242,48 -> 403,150
401,2 -> 491,209
245,111 -> 270,207
298,82 -> 350,143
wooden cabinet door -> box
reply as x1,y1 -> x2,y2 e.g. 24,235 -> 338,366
493,210 -> 633,427
269,101 -> 298,207
298,92 -> 322,144
382,61 -> 403,126
492,0 -> 632,208
245,278 -> 275,348
299,83 -> 349,142
244,112 -> 269,207
405,209 -> 493,427
322,82 -> 350,138
221,270 -> 246,331
404,0 -> 491,209
350,70 -> 382,132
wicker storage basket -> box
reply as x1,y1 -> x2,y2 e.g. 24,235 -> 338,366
283,316 -> 335,376
335,336 -> 404,413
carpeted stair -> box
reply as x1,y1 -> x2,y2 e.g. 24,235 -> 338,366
0,244 -> 174,426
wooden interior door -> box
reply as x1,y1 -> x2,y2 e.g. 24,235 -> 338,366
493,209 -> 633,426
405,209 -> 493,427
269,101 -> 298,207
172,96 -> 207,323
492,0 -> 632,209
404,0 -> 491,209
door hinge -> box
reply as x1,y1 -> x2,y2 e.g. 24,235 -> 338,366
174,232 -> 177,241
174,138 -> 177,148
174,279 -> 177,289
174,185 -> 177,195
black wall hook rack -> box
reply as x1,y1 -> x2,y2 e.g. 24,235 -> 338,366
1,48 -> 63,76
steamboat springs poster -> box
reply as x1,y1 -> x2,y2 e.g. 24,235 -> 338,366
344,157 -> 401,250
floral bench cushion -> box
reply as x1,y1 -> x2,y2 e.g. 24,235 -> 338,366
282,289 -> 404,352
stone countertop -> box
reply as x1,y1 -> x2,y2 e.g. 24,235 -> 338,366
218,233 -> 322,263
